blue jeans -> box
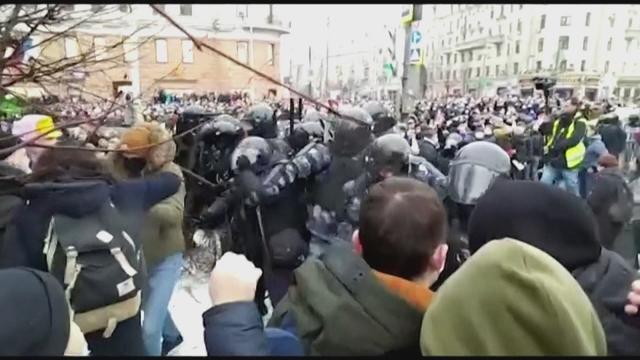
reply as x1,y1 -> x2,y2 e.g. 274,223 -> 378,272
142,252 -> 184,356
540,164 -> 580,197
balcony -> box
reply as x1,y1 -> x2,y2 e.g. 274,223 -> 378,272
455,35 -> 504,51
625,27 -> 640,40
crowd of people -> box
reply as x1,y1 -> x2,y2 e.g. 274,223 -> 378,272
1,87 -> 640,356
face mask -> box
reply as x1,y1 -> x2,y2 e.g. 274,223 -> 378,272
123,157 -> 147,177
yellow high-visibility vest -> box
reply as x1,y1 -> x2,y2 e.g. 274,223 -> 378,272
544,113 -> 587,169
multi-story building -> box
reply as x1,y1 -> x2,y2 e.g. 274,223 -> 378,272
422,4 -> 640,103
10,4 -> 289,99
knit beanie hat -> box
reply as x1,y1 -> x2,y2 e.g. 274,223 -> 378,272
420,239 -> 607,356
0,268 -> 71,356
468,180 -> 602,271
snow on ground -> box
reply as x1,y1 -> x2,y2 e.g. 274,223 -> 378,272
167,270 -> 273,356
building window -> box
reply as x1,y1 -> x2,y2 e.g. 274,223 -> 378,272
461,52 -> 465,62
180,4 -> 192,16
629,18 -> 633,29
520,4 -> 523,9
94,37 -> 106,61
237,41 -> 248,63
454,53 -> 457,63
453,70 -> 457,80
609,15 -> 615,27
267,43 -> 275,65
123,41 -> 136,62
91,5 -> 105,13
496,64 -> 500,76
538,38 -> 544,52
517,20 -> 522,33
181,40 -> 193,63
624,88 -> 631,99
155,39 -> 167,63
582,36 -> 588,51
500,5 -> 505,17
559,60 -> 567,71
540,14 -> 546,30
476,67 -> 480,77
496,43 -> 502,57
604,60 -> 610,73
580,60 -> 586,72
64,37 -> 79,58
585,12 -> 591,26
153,4 -> 165,15
536,60 -> 542,71
446,54 -> 450,65
507,43 -> 510,55
509,23 -> 512,34
560,16 -> 571,26
119,4 -> 131,13
559,36 -> 569,50
490,8 -> 494,19
485,66 -> 490,76
513,62 -> 519,75
447,70 -> 451,80
515,40 -> 520,54
607,37 -> 613,51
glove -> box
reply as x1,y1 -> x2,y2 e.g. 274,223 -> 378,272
236,154 -> 252,172
236,169 -> 262,198
200,199 -> 229,229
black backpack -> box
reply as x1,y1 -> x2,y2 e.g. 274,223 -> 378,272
43,202 -> 143,338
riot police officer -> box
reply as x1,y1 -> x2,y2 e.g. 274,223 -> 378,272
432,140 -> 511,290
241,102 -> 293,157
342,134 -> 448,233
200,134 -> 331,311
363,100 -> 397,137
306,106 -> 374,256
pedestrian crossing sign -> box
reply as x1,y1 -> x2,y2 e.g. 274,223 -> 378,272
409,48 -> 423,65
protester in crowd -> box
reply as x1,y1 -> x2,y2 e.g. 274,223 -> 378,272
467,180 -> 640,355
0,139 -> 181,356
587,153 -> 633,249
0,268 -> 89,356
597,113 -> 627,158
420,239 -> 607,356
111,122 -> 186,356
203,177 -> 448,356
580,124 -> 609,198
540,97 -> 587,196
0,129 -> 26,249
10,114 -> 63,172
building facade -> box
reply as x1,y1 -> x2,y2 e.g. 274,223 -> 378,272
10,4 -> 289,100
422,4 -> 640,103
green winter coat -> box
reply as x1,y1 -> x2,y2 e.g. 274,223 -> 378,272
269,244 -> 426,356
420,238 -> 607,356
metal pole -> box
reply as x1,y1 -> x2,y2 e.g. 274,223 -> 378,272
289,98 -> 294,135
399,18 -> 411,120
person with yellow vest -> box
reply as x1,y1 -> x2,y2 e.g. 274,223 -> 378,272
540,97 -> 587,196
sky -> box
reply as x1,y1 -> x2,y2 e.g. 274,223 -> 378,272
276,4 -> 404,74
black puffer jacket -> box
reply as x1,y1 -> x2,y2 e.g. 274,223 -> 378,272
573,249 -> 640,356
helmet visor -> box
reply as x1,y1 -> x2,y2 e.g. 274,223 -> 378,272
448,163 -> 503,205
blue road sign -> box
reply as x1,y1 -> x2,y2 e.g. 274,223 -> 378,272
411,31 -> 422,44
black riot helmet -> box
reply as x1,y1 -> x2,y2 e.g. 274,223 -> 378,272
448,141 -> 511,205
363,101 -> 396,136
230,136 -> 273,174
241,103 -> 277,138
364,133 -> 411,180
195,115 -> 246,182
331,106 -> 374,157
287,120 -> 328,152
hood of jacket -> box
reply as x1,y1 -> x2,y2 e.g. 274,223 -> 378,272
572,249 -> 640,355
23,180 -> 111,218
284,244 -> 430,356
468,179 -> 602,271
421,238 -> 607,356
